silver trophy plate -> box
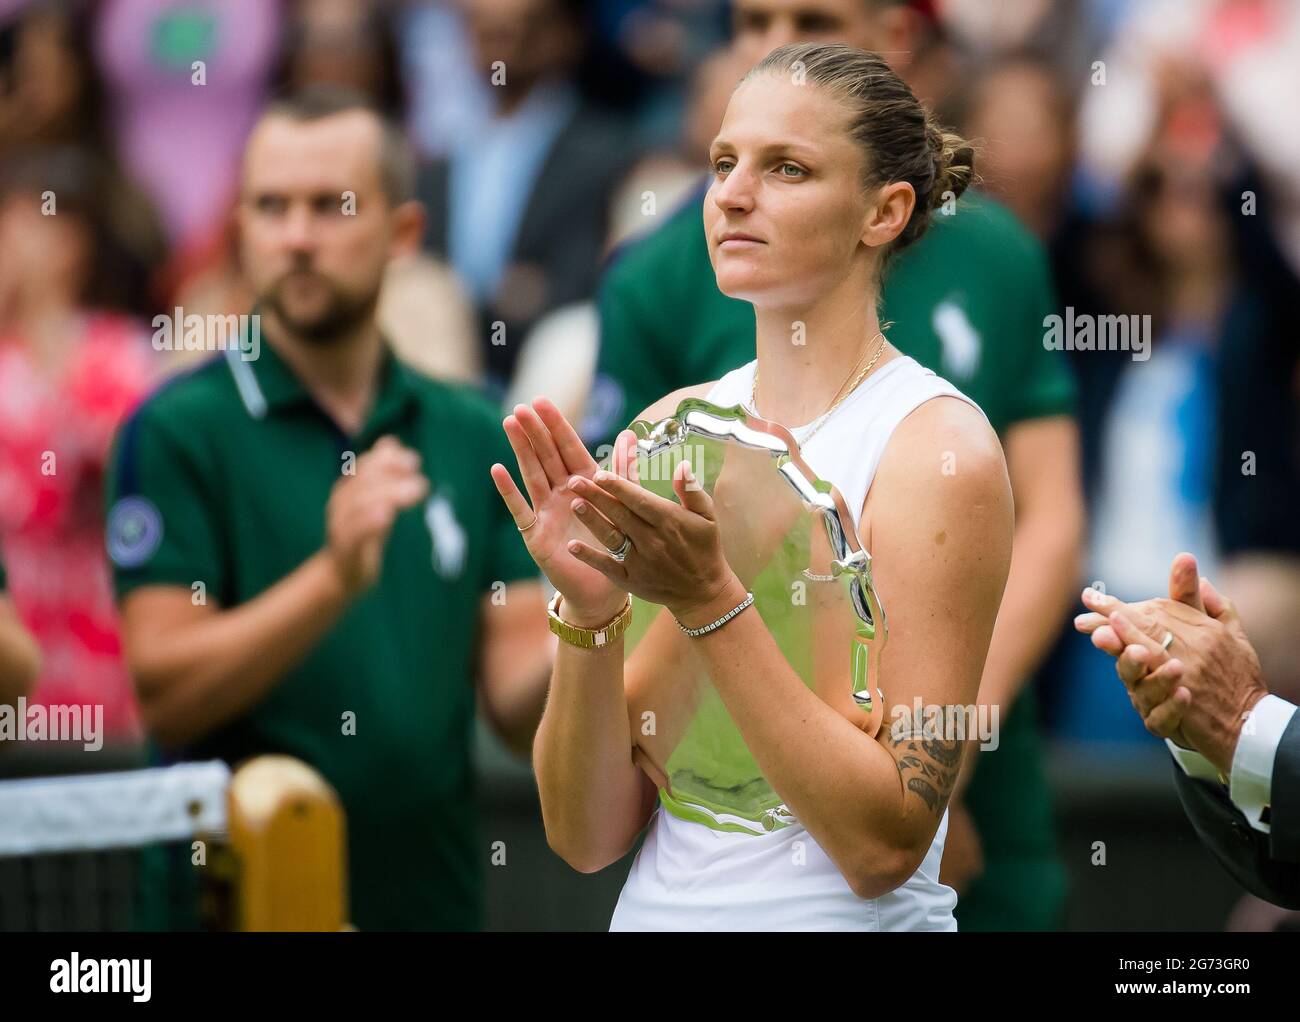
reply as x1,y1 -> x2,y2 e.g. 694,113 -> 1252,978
615,397 -> 887,834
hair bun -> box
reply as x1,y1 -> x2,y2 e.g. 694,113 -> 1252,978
925,121 -> 976,210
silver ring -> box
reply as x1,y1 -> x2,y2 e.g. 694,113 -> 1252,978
609,535 -> 632,562
1161,630 -> 1174,651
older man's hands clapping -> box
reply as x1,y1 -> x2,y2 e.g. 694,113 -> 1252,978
1074,552 -> 1269,775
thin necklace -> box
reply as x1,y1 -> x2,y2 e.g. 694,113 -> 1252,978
751,330 -> 888,446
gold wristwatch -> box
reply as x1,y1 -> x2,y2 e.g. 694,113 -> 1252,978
547,591 -> 632,648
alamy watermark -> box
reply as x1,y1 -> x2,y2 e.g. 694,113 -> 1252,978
0,699 -> 103,751
152,309 -> 260,361
890,697 -> 1000,751
50,954 -> 151,1002
592,442 -> 706,487
1043,306 -> 1150,362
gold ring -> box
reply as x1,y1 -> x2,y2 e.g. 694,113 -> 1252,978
1161,630 -> 1174,651
518,515 -> 539,533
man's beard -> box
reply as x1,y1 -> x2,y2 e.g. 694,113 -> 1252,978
259,268 -> 379,346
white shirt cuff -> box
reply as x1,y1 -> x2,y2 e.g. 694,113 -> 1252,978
1229,694 -> 1298,834
1166,739 -> 1223,784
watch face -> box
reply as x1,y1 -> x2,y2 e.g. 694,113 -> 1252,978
615,399 -> 886,835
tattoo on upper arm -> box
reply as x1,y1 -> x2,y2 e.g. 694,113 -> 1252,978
886,729 -> 962,817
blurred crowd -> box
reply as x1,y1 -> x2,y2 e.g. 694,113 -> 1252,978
1,0 -> 1298,921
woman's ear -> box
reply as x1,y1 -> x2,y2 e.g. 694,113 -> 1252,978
860,181 -> 916,250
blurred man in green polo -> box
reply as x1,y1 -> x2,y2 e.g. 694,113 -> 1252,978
105,89 -> 553,930
582,0 -> 1085,930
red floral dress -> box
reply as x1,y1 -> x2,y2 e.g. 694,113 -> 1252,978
0,314 -> 156,743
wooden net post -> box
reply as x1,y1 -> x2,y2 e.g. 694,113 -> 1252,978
227,755 -> 349,931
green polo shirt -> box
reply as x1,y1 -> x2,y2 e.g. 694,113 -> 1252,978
106,339 -> 537,931
585,187 -> 1074,930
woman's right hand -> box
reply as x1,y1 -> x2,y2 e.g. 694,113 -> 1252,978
491,397 -> 634,626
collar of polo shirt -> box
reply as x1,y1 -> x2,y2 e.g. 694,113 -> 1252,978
226,313 -> 420,438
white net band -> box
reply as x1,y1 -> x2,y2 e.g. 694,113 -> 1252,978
0,761 -> 231,856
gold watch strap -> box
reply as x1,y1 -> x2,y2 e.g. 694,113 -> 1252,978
547,591 -> 632,648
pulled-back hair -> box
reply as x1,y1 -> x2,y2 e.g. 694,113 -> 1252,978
747,42 -> 976,254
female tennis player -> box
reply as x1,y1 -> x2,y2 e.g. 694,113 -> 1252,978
491,42 -> 1013,930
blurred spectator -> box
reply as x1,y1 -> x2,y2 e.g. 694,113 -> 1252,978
0,0 -> 107,156
273,0 -> 407,120
94,0 -> 281,252
1211,182 -> 1300,705
961,56 -> 1075,240
938,0 -> 1101,84
1215,465 -> 1300,706
1053,135 -> 1300,737
417,0 -> 642,396
1089,155 -> 1228,639
603,45 -> 748,248
106,90 -> 553,929
158,0 -> 477,380
399,0 -> 493,159
599,0 -> 725,84
0,0 -> 164,318
0,554 -> 42,710
594,0 -> 730,145
960,56 -> 1120,496
900,3 -> 962,118
606,45 -> 749,248
957,27 -> 1300,768
1077,0 -> 1300,276
163,197 -> 482,384
0,147 -> 158,746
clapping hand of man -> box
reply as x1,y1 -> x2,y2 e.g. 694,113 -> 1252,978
326,436 -> 430,597
1073,552 -> 1269,775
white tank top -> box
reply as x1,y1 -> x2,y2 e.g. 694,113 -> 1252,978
609,353 -> 985,931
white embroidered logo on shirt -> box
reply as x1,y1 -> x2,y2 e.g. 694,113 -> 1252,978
424,493 -> 466,579
932,299 -> 981,381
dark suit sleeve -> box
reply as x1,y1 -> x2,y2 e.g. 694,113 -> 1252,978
1170,757 -> 1300,909
1268,711 -> 1300,861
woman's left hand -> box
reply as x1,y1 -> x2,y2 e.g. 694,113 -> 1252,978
563,441 -> 745,628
